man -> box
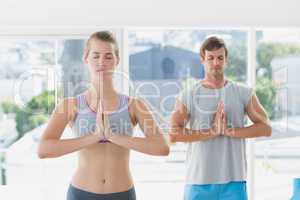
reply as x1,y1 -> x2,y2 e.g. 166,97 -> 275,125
169,36 -> 272,200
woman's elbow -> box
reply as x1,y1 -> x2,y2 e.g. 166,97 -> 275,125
37,142 -> 52,159
38,153 -> 48,159
37,148 -> 48,159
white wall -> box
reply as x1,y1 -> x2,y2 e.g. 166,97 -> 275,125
0,0 -> 299,30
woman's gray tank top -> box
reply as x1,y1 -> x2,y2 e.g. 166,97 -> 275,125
72,93 -> 134,138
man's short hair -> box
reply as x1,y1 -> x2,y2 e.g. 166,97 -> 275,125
200,36 -> 228,58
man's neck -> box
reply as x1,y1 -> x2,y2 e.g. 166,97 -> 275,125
201,76 -> 227,89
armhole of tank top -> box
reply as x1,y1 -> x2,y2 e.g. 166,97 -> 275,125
68,96 -> 80,128
189,83 -> 198,118
234,83 -> 246,110
127,96 -> 138,126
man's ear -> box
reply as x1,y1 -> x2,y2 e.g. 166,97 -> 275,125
224,56 -> 228,67
200,55 -> 205,64
116,56 -> 120,66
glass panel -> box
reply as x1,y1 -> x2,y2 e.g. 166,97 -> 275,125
255,29 -> 300,200
0,40 -> 55,145
0,32 -> 121,199
128,29 -> 248,199
0,40 -> 55,185
129,29 -> 248,123
56,39 -> 89,98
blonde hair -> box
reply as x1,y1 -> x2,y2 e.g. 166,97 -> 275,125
85,31 -> 119,58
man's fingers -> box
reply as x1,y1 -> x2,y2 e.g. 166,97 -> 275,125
212,101 -> 227,135
216,101 -> 224,118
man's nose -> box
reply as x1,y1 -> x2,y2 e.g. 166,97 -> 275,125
213,58 -> 220,65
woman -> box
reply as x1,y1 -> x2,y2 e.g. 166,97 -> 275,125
37,31 -> 170,200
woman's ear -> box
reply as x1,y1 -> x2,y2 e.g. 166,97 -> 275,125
83,50 -> 89,64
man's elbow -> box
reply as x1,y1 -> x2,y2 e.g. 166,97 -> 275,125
264,124 -> 272,137
160,146 -> 170,156
153,145 -> 170,156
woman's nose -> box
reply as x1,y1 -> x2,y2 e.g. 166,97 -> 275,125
98,57 -> 105,64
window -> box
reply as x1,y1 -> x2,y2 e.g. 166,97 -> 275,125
0,40 -> 56,148
254,28 -> 300,199
128,29 -> 248,199
0,28 -> 298,200
129,29 -> 248,123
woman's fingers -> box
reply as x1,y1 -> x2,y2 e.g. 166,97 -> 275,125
103,113 -> 113,139
95,101 -> 105,140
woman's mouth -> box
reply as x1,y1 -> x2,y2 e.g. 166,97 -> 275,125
96,66 -> 106,72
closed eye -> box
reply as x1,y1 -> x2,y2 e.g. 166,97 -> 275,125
218,56 -> 224,60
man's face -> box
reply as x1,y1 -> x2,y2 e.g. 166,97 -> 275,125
201,47 -> 227,77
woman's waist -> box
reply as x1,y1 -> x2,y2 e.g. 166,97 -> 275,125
77,157 -> 130,172
71,167 -> 133,193
68,184 -> 135,197
78,145 -> 130,160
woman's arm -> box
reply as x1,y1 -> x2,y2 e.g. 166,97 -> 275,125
37,98 -> 102,158
106,98 -> 169,156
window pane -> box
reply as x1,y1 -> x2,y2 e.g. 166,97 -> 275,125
0,40 -> 55,147
129,29 -> 248,122
0,40 -> 56,187
56,39 -> 88,98
255,29 -> 300,199
0,31 -> 121,198
128,29 -> 248,200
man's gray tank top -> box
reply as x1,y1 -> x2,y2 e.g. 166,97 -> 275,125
178,81 -> 253,184
72,93 -> 134,137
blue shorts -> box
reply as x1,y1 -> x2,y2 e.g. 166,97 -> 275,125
291,178 -> 300,200
184,181 -> 248,200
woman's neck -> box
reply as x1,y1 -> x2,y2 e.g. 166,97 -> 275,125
89,78 -> 118,100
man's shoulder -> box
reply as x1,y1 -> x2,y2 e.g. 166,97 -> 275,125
228,81 -> 253,106
180,81 -> 199,95
228,81 -> 252,91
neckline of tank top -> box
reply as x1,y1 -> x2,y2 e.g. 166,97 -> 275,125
83,93 -> 124,115
198,79 -> 231,90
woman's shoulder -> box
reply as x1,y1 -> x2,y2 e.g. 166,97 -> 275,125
55,97 -> 78,122
126,96 -> 150,125
126,96 -> 148,108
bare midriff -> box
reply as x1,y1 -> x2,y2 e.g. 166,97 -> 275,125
71,142 -> 133,194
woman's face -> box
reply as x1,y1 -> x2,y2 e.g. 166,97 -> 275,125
84,39 -> 119,81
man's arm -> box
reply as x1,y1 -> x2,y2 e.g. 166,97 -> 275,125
225,94 -> 272,138
169,100 -> 218,143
